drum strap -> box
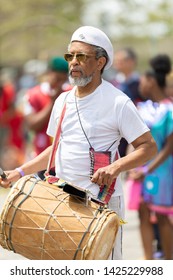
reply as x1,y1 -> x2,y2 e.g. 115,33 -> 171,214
45,93 -> 70,181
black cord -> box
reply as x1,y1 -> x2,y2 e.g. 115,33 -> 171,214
75,94 -> 92,148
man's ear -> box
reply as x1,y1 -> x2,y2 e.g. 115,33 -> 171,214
97,57 -> 107,71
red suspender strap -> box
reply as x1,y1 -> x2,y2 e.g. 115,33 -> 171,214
46,102 -> 66,176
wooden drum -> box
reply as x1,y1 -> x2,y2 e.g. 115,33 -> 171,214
0,176 -> 119,260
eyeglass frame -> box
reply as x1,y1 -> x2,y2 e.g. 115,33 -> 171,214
64,52 -> 96,63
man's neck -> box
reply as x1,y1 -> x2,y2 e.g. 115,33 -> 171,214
75,78 -> 102,98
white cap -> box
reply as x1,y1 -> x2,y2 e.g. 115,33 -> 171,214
70,26 -> 114,70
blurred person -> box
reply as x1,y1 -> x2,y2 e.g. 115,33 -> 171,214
0,78 -> 15,123
0,26 -> 157,260
0,146 -> 24,171
165,70 -> 173,102
23,56 -> 70,178
0,80 -> 15,150
111,48 -> 144,157
128,54 -> 173,259
17,59 -> 47,91
112,47 -> 143,104
0,75 -> 25,167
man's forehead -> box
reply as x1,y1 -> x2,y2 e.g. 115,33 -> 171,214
69,41 -> 95,52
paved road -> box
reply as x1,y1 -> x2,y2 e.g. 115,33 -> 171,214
0,186 -> 144,260
123,209 -> 143,260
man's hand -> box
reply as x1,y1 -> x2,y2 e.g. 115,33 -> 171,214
0,169 -> 21,188
91,163 -> 120,187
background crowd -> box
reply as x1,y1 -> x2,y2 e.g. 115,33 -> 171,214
0,46 -> 173,259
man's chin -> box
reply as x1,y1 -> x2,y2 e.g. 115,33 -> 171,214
69,76 -> 92,87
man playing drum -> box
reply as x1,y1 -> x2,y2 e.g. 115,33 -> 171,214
0,26 -> 157,259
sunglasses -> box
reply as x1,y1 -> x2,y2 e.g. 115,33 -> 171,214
64,53 -> 95,63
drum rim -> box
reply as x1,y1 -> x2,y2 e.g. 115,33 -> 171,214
82,209 -> 119,260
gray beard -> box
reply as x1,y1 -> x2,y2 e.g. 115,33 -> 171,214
69,74 -> 93,87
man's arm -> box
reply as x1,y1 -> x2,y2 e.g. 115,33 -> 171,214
129,132 -> 173,181
91,131 -> 157,187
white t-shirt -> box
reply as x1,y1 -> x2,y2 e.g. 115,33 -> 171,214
47,79 -> 149,198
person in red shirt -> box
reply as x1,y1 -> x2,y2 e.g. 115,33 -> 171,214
0,81 -> 24,150
24,56 -> 71,178
0,79 -> 25,170
0,82 -> 15,120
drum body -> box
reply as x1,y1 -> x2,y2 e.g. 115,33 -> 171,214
0,176 -> 119,260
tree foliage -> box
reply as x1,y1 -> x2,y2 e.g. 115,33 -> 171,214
0,0 -> 85,65
0,0 -> 173,68
83,0 -> 173,70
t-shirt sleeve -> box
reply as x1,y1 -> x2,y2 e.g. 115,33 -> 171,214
117,99 -> 150,144
46,103 -> 57,138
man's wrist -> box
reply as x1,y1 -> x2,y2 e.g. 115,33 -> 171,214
15,167 -> 25,178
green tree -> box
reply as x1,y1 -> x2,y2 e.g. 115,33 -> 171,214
0,0 -> 85,65
83,0 -> 173,70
